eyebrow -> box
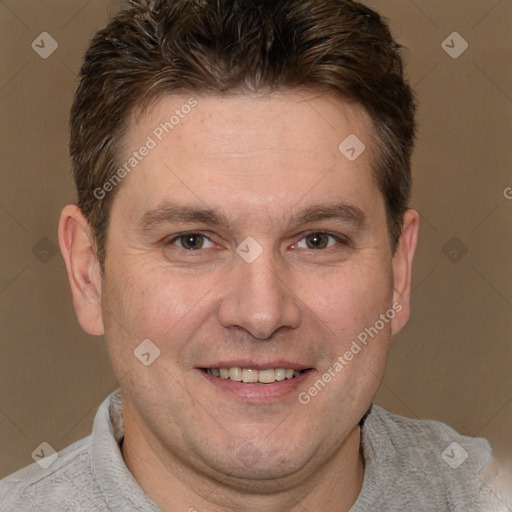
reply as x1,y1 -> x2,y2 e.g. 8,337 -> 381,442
136,202 -> 367,233
136,204 -> 231,232
289,203 -> 367,231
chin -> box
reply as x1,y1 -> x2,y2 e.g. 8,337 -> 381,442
198,437 -> 321,489
207,460 -> 308,494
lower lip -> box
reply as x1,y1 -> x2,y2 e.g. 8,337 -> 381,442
198,369 -> 315,403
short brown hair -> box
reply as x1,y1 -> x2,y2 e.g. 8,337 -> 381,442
70,0 -> 416,270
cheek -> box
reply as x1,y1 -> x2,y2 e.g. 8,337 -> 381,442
299,260 -> 393,339
305,264 -> 393,413
102,261 -> 221,348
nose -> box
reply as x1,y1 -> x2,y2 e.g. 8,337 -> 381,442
217,253 -> 301,340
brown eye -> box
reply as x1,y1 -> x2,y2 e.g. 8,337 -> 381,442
304,233 -> 330,249
293,232 -> 346,251
172,233 -> 213,250
180,234 -> 204,250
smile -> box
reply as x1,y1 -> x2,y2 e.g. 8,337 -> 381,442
203,367 -> 304,384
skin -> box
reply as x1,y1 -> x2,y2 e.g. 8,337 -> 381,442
58,91 -> 419,512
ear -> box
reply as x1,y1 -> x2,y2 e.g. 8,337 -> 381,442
58,204 -> 104,335
391,209 -> 419,335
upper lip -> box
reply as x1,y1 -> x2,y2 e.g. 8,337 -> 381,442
198,361 -> 313,371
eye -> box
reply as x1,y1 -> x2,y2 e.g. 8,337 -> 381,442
295,232 -> 343,250
169,233 -> 215,250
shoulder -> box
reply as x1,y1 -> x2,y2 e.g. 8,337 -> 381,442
0,435 -> 105,511
369,405 -> 491,466
368,404 -> 492,478
360,405 -> 495,510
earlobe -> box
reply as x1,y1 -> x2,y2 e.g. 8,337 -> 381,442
58,204 -> 105,336
391,209 -> 420,335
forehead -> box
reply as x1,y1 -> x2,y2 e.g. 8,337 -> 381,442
115,91 -> 381,226
130,91 -> 374,157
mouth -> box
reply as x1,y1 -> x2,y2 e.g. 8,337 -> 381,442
200,367 -> 306,384
197,362 -> 315,402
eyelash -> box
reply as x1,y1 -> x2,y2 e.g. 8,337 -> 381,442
166,231 -> 349,251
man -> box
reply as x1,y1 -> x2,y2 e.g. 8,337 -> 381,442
0,0 -> 505,510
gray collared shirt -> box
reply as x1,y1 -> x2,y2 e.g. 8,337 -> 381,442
0,389 -> 506,511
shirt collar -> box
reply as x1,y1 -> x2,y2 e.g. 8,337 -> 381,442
89,389 -> 163,511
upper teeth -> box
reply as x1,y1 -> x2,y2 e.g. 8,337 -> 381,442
206,368 -> 302,383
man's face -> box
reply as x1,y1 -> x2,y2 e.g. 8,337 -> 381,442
98,92 -> 409,487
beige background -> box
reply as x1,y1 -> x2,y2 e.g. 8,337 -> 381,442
1,0 -> 510,479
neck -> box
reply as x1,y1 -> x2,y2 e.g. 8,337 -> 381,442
121,404 -> 365,512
